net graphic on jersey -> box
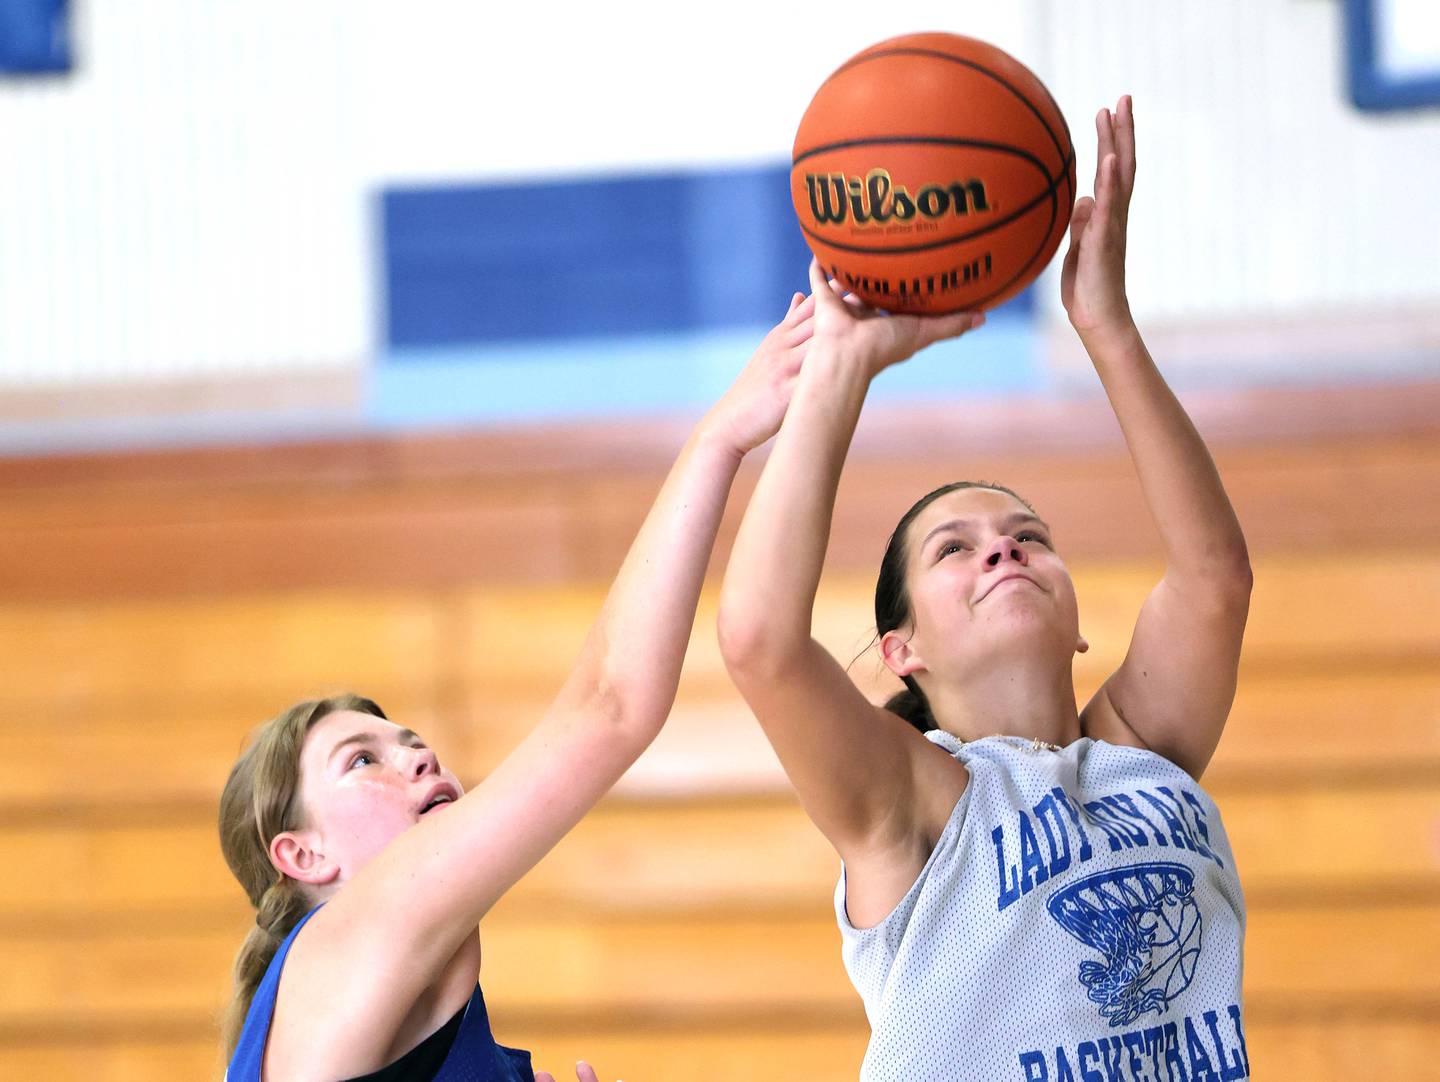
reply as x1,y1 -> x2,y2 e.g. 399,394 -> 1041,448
1045,861 -> 1203,1027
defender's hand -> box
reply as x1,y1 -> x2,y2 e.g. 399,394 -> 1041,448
702,291 -> 815,456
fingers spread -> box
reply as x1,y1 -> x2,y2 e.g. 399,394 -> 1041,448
1094,107 -> 1115,185
575,1061 -> 600,1082
1115,94 -> 1136,195
782,294 -> 815,337
1093,154 -> 1117,227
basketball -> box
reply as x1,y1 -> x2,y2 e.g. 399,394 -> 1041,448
791,32 -> 1076,314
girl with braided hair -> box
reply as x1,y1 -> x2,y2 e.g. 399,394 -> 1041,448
215,294 -> 817,1082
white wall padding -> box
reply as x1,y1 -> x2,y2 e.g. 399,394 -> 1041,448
0,2 -> 368,389
1030,0 -> 1440,325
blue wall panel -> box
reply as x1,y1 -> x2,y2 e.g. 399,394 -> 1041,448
1344,0 -> 1440,111
0,0 -> 71,74
383,165 -> 816,350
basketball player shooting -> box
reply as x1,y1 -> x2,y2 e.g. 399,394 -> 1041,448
718,96 -> 1254,1081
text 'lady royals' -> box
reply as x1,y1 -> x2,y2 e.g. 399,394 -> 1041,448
991,783 -> 1226,913
805,168 -> 991,227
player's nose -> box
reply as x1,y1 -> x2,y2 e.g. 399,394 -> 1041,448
983,535 -> 1028,568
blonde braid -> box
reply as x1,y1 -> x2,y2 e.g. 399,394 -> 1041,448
220,878 -> 311,1056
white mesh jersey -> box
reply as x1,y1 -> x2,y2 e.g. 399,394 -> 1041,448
836,732 -> 1249,1082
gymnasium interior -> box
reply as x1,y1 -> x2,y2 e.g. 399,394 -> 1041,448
2,2 -> 1437,1078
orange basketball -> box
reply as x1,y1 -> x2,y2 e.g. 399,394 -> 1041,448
792,32 -> 1075,314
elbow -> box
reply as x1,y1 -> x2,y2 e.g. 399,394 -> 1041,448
1234,556 -> 1254,597
716,603 -> 765,674
1218,543 -> 1253,605
1198,548 -> 1253,614
591,673 -> 671,746
1195,530 -> 1252,589
565,648 -> 668,745
716,600 -> 802,683
1168,544 -> 1252,614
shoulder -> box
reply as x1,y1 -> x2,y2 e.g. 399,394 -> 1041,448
1081,686 -> 1150,751
227,908 -> 322,1080
265,911 -> 481,1080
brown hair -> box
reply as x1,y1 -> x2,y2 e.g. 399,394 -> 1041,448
216,693 -> 387,1060
874,482 -> 1037,732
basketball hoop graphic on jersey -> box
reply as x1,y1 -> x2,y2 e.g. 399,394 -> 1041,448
1045,862 -> 1203,1027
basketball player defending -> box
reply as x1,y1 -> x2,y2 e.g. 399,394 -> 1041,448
217,294 -> 817,1082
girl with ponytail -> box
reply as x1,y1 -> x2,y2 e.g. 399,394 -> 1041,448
718,99 -> 1254,1079
216,294 -> 816,1081
218,694 -> 383,1060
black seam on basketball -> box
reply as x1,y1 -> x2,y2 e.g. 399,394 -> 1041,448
964,151 -> 1060,311
1036,79 -> 1077,211
1034,75 -> 1075,172
1051,145 -> 1076,218
821,47 -> 1068,174
798,160 -> 1066,256
945,146 -> 1070,310
792,135 -> 1050,175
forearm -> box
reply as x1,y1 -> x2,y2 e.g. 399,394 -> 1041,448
720,349 -> 871,653
1081,321 -> 1250,581
562,422 -> 744,732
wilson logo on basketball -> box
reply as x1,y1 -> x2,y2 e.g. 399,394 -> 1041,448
803,168 -> 991,227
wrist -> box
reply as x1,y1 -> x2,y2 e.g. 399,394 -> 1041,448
1076,314 -> 1144,357
808,338 -> 884,384
692,413 -> 751,464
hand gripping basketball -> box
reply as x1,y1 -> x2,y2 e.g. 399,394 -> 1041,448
806,258 -> 984,378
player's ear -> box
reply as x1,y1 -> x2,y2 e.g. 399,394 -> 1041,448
881,629 -> 925,679
270,830 -> 338,888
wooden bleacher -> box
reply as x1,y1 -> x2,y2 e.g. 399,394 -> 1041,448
1,381 -> 1436,1080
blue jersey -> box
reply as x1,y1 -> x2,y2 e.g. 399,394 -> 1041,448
226,907 -> 534,1082
836,733 -> 1249,1081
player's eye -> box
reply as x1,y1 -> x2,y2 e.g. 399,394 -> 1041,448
347,751 -> 377,769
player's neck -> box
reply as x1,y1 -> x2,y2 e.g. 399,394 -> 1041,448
927,657 -> 1080,747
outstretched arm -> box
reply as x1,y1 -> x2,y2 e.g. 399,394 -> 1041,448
324,295 -> 816,996
718,262 -> 982,886
1067,97 -> 1252,779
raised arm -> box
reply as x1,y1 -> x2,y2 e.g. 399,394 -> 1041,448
718,263 -> 981,882
1067,97 -> 1252,779
318,297 -> 816,991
